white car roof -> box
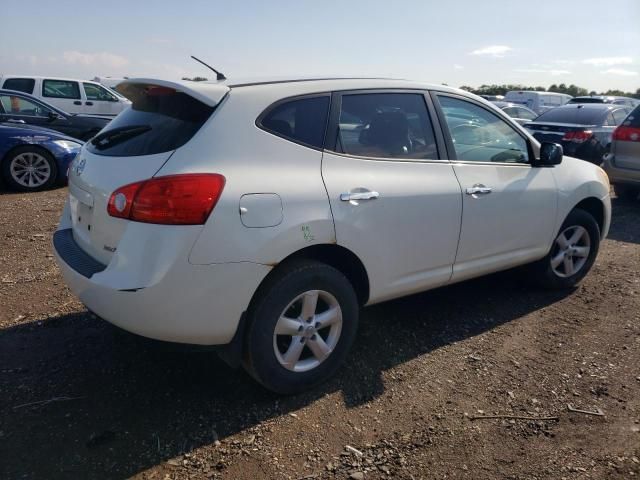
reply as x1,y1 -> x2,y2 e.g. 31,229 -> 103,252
1,75 -> 103,84
117,76 -> 466,107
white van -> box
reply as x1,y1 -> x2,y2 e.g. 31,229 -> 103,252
0,75 -> 130,116
504,91 -> 572,115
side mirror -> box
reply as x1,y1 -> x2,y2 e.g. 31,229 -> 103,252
534,142 -> 563,167
47,111 -> 61,121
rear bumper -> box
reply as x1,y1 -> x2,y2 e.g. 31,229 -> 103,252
602,154 -> 640,186
53,224 -> 271,345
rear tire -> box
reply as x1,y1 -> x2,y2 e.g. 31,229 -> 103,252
528,209 -> 600,289
614,184 -> 639,201
243,260 -> 359,394
2,146 -> 57,192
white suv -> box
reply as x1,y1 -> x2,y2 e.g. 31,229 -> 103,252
54,78 -> 611,393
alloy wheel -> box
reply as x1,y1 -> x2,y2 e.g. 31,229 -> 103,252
273,290 -> 343,373
10,152 -> 51,188
550,225 -> 591,278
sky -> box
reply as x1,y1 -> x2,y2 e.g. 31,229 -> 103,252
1,0 -> 639,93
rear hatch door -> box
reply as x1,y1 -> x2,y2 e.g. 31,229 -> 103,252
67,79 -> 228,265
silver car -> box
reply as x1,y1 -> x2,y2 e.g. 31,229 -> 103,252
492,101 -> 538,125
603,105 -> 640,200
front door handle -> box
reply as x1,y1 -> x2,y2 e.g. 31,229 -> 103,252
7,118 -> 25,124
340,190 -> 380,202
465,184 -> 493,195
85,101 -> 93,106
73,101 -> 82,105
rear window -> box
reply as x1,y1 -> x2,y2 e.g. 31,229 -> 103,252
3,78 -> 35,94
535,106 -> 606,125
623,106 -> 640,128
567,97 -> 604,104
259,96 -> 330,149
86,88 -> 214,157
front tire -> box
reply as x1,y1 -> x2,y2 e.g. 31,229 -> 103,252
528,209 -> 600,289
2,147 -> 57,192
243,260 -> 359,394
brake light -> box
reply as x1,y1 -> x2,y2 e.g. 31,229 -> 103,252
562,130 -> 593,143
107,174 -> 226,225
613,125 -> 640,142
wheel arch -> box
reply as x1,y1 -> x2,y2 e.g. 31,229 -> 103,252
1,142 -> 54,162
0,143 -> 58,187
571,197 -> 605,235
218,243 -> 369,369
274,244 -> 370,306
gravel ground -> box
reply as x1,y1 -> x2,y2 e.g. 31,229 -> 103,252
0,187 -> 638,480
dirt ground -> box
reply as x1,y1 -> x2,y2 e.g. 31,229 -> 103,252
0,187 -> 638,480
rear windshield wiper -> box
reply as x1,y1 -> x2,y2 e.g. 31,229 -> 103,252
91,125 -> 151,150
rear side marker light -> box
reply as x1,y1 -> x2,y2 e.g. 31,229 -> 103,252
108,174 -> 226,225
613,126 -> 640,142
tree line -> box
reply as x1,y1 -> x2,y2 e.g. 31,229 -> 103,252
459,83 -> 640,99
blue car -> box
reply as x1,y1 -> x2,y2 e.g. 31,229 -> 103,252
1,123 -> 81,191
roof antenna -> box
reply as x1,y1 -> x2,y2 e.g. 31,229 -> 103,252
190,55 -> 226,81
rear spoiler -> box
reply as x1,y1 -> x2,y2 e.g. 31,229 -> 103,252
115,78 -> 229,107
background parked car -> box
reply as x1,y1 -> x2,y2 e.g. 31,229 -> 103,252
567,95 -> 640,108
491,101 -> 538,125
0,89 -> 110,141
0,123 -> 81,191
602,105 -> 640,200
524,103 -> 633,164
504,90 -> 572,114
0,75 -> 130,116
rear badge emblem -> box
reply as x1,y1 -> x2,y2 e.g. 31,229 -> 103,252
74,158 -> 86,176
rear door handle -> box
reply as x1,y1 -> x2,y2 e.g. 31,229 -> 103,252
465,185 -> 493,195
85,101 -> 93,106
340,190 -> 380,202
73,101 -> 82,105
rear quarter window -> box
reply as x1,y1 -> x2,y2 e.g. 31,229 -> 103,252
86,88 -> 214,157
258,96 -> 330,149
3,78 -> 35,94
623,106 -> 640,128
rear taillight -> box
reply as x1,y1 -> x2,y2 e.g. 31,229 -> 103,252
613,126 -> 640,142
562,130 -> 593,143
107,174 -> 226,225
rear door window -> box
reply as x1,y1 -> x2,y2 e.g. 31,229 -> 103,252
86,86 -> 214,157
3,78 -> 35,94
333,93 -> 438,160
259,96 -> 329,149
43,79 -> 81,99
